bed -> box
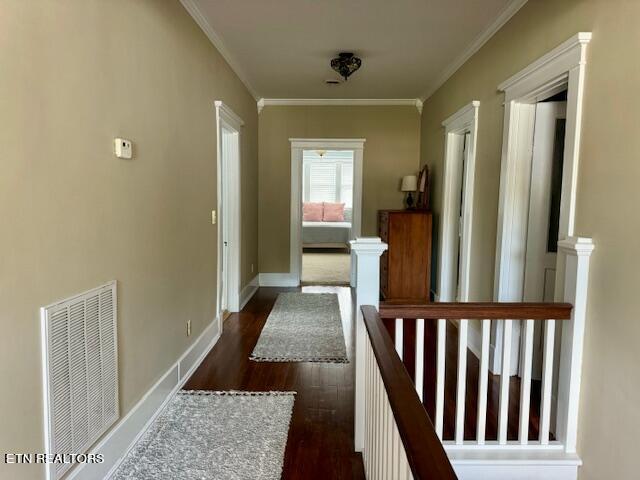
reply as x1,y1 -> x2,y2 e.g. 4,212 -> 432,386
303,208 -> 352,249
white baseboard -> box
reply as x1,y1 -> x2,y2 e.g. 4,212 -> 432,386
67,318 -> 221,480
239,275 -> 259,310
449,449 -> 580,480
258,273 -> 299,287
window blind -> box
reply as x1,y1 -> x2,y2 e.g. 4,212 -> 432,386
303,150 -> 354,207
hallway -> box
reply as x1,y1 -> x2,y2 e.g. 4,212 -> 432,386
184,286 -> 365,480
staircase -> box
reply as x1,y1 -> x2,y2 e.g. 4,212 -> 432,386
350,236 -> 593,479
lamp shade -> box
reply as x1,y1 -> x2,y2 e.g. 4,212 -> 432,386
400,175 -> 418,192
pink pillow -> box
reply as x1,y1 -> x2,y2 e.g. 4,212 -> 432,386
303,202 -> 323,221
323,202 -> 345,222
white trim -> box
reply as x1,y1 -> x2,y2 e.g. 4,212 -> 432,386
289,138 -> 365,285
447,442 -> 580,480
290,138 -> 366,149
215,101 -> 243,319
214,100 -> 244,129
492,33 -> 591,374
179,0 -> 259,100
498,33 -> 592,96
421,0 -> 529,101
258,98 -> 423,114
258,273 -> 299,287
239,275 -> 259,310
437,101 -> 479,303
66,318 -> 221,480
556,236 -> 593,454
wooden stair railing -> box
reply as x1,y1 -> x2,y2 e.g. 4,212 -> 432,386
361,305 -> 457,480
352,235 -> 593,478
377,302 -> 572,446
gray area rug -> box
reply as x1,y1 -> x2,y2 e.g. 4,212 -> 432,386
112,391 -> 295,480
251,292 -> 348,363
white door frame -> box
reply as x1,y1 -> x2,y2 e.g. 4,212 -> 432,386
492,33 -> 591,373
215,101 -> 243,323
437,101 -> 480,302
289,138 -> 365,286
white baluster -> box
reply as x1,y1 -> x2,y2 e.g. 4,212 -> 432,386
366,340 -> 374,474
351,237 -> 388,452
477,319 -> 491,444
392,421 -> 400,479
435,318 -> 446,439
395,318 -> 403,359
539,319 -> 555,444
498,319 -> 512,444
415,319 -> 425,401
375,368 -> 382,479
455,319 -> 468,444
386,400 -> 393,479
519,319 -> 534,444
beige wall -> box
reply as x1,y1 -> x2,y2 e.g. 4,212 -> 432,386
0,1 -> 258,478
258,105 -> 421,272
420,1 -> 640,478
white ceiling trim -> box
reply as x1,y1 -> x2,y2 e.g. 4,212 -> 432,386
180,0 -> 259,100
420,0 -> 528,102
257,98 -> 423,114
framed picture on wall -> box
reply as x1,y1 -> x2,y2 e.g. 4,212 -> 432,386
416,164 -> 429,210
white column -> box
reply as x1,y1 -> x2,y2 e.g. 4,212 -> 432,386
556,236 -> 594,453
351,237 -> 388,452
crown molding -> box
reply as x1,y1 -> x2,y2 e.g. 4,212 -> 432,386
421,0 -> 528,102
180,0 -> 259,100
257,98 -> 423,114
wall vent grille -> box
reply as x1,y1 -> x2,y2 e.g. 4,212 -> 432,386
41,281 -> 118,480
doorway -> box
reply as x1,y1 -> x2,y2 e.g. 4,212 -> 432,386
493,33 -> 591,375
289,139 -> 365,286
524,97 -> 567,378
300,149 -> 354,285
215,101 -> 243,324
437,101 -> 479,303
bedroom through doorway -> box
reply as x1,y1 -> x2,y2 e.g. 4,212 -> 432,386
301,149 -> 354,285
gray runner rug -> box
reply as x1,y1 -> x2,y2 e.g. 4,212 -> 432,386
112,391 -> 295,480
250,292 -> 348,363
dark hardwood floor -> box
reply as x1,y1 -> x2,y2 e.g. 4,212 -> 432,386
184,286 -> 547,479
184,286 -> 366,480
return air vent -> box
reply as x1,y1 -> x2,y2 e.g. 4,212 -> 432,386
41,281 -> 119,480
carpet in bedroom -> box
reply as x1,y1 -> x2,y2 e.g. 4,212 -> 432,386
301,252 -> 350,285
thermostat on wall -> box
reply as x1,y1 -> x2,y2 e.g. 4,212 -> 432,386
114,138 -> 132,159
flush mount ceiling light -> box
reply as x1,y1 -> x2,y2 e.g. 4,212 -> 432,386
330,52 -> 362,81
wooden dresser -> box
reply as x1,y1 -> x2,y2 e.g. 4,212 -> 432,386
378,210 -> 432,302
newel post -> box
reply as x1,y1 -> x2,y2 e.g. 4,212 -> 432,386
350,237 -> 388,452
556,236 -> 594,453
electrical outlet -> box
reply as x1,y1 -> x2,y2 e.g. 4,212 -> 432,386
186,319 -> 192,337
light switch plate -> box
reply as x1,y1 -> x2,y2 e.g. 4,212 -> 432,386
211,210 -> 216,225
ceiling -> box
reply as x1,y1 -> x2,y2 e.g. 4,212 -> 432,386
184,0 -> 525,100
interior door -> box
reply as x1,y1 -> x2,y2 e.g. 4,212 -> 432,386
455,132 -> 471,301
220,126 -> 233,315
523,101 -> 566,378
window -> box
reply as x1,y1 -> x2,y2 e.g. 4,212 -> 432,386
303,150 -> 353,208
308,162 -> 337,202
